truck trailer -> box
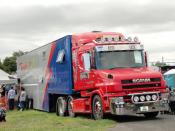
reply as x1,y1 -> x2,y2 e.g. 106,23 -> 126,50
17,32 -> 169,119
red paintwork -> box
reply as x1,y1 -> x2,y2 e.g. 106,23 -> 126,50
73,98 -> 91,113
71,32 -> 166,113
42,42 -> 56,108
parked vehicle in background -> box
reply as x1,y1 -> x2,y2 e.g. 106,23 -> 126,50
17,32 -> 169,119
164,69 -> 175,114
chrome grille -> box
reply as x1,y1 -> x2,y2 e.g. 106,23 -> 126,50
121,78 -> 161,89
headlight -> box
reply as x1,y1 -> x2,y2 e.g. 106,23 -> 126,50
146,95 -> 151,101
114,97 -> 124,104
152,94 -> 158,101
133,96 -> 139,102
140,95 -> 145,102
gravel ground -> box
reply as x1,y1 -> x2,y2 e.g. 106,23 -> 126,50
108,114 -> 175,131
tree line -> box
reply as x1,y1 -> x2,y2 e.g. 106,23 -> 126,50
0,51 -> 25,74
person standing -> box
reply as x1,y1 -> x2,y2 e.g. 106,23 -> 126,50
0,85 -> 6,108
169,88 -> 175,114
19,87 -> 26,111
7,86 -> 16,110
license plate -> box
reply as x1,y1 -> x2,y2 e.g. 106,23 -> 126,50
140,106 -> 149,112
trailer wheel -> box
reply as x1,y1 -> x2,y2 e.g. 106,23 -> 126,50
67,96 -> 76,117
144,111 -> 159,118
92,95 -> 104,120
56,97 -> 66,116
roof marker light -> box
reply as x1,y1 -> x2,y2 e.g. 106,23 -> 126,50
120,36 -> 125,41
134,37 -> 139,42
114,36 -> 119,41
127,37 -> 132,42
96,37 -> 101,42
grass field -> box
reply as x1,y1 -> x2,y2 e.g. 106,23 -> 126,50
0,110 -> 116,131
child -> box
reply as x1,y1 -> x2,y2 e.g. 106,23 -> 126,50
0,107 -> 6,122
19,87 -> 26,111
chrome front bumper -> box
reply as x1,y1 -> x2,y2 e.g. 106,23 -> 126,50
110,97 -> 169,115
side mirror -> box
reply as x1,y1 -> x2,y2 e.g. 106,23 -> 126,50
144,51 -> 148,67
83,53 -> 91,71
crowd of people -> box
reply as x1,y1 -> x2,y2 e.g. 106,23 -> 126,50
0,84 -> 27,122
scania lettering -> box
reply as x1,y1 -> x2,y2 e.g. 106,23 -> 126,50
17,32 -> 169,120
132,78 -> 151,83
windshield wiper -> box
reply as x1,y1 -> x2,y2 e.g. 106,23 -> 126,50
109,67 -> 125,70
109,67 -> 117,70
129,65 -> 144,68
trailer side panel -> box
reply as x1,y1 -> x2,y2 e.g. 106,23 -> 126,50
17,35 -> 73,111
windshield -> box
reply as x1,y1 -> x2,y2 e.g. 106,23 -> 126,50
95,50 -> 145,70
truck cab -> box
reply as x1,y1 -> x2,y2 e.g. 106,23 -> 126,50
71,32 -> 169,119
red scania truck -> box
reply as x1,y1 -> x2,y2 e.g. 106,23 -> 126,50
17,32 -> 169,119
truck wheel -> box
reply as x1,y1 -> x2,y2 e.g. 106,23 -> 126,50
144,112 -> 159,118
56,97 -> 66,116
67,96 -> 76,117
92,95 -> 104,120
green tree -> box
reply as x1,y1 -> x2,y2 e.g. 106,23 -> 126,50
3,56 -> 16,74
154,61 -> 167,67
13,50 -> 25,58
2,50 -> 25,74
0,59 -> 4,70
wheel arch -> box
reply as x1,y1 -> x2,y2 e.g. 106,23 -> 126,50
90,90 -> 105,112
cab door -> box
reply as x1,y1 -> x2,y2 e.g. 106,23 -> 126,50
76,50 -> 95,91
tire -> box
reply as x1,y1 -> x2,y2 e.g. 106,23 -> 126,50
56,97 -> 66,116
144,112 -> 159,118
92,95 -> 104,120
67,96 -> 76,117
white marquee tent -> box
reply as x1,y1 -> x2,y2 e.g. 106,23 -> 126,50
0,69 -> 16,85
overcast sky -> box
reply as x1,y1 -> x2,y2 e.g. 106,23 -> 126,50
0,0 -> 175,63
